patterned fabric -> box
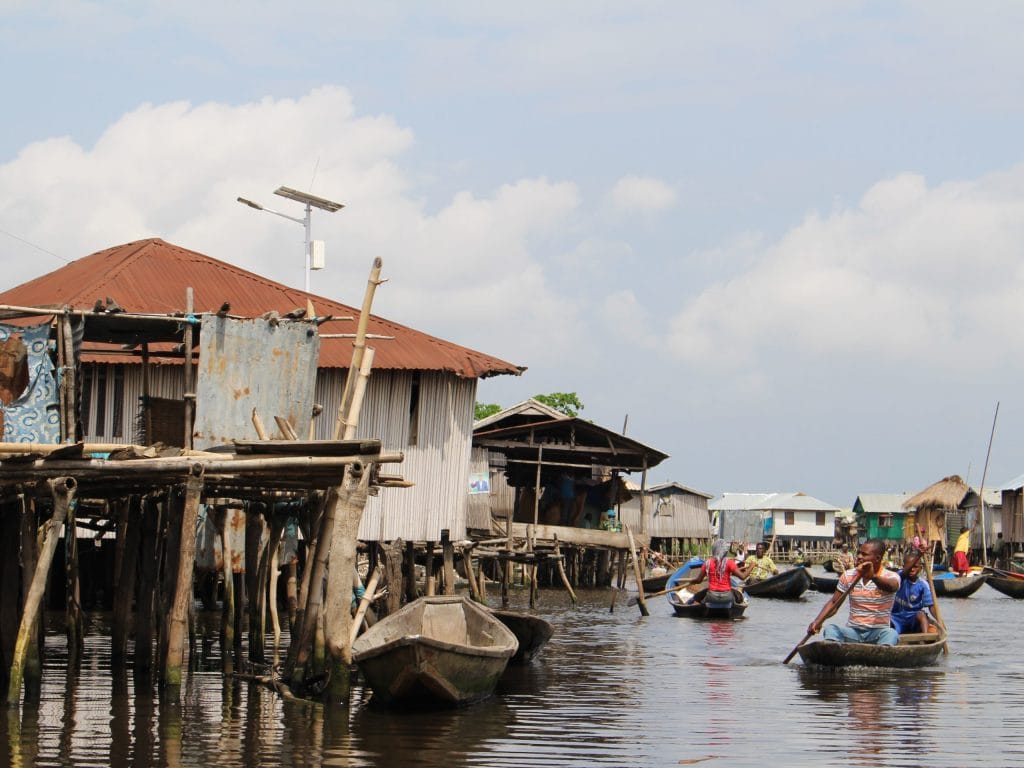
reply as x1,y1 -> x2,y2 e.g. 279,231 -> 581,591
0,323 -> 60,444
747,554 -> 776,581
837,566 -> 901,629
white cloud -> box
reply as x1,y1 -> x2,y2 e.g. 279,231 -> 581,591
666,167 -> 1024,374
607,175 -> 677,214
0,86 -> 590,363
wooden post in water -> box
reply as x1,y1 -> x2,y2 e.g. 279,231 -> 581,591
7,477 -> 76,705
441,530 -> 456,596
246,506 -> 266,663
425,541 -> 436,597
552,536 -> 578,605
112,497 -> 143,660
135,497 -> 163,673
404,541 -> 418,602
382,539 -> 404,617
0,500 -> 21,691
462,546 -> 481,603
161,464 -> 205,695
625,525 -> 648,616
64,497 -> 84,665
215,506 -> 235,674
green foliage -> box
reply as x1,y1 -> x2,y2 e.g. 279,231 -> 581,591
474,402 -> 502,421
533,392 -> 584,417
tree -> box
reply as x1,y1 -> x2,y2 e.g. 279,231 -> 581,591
474,402 -> 502,421
534,392 -> 584,417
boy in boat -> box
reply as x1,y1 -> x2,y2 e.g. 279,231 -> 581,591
807,538 -> 900,645
745,542 -> 778,582
891,550 -> 939,635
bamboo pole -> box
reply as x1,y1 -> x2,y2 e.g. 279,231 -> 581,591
349,566 -> 382,646
462,546 -> 481,602
342,348 -> 375,441
269,526 -> 283,668
625,524 -> 648,616
135,497 -> 162,673
977,401 -> 999,566
161,464 -> 205,694
552,536 -> 578,605
6,477 -> 76,704
333,258 -> 384,440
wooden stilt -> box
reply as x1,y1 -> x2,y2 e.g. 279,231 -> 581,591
64,499 -> 84,664
161,464 -> 205,694
625,525 -> 648,617
135,497 -> 162,673
461,546 -> 481,602
553,537 -> 578,605
425,541 -> 436,596
382,540 -> 403,617
404,541 -> 418,603
6,477 -> 76,704
111,496 -> 143,660
20,500 -> 41,695
254,513 -> 283,666
269,529 -> 283,668
246,506 -> 267,663
1,499 -> 23,691
215,506 -> 235,675
442,536 -> 456,597
285,559 -> 298,633
349,566 -> 381,646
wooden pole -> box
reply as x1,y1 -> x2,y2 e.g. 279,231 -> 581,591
404,541 -> 418,603
182,288 -> 194,450
141,343 -> 153,443
383,540 -> 404,616
349,566 -> 382,646
112,497 -> 143,660
425,541 -> 436,596
161,464 -> 205,695
6,477 -> 76,705
625,525 -> 648,616
135,497 -> 163,673
442,532 -> 456,596
334,257 -> 384,440
977,401 -> 1000,566
462,546 -> 481,602
64,497 -> 84,664
216,506 -> 235,675
552,536 -> 578,605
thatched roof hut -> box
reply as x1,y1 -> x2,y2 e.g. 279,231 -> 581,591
902,475 -> 970,545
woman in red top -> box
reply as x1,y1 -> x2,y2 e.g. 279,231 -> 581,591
683,539 -> 755,604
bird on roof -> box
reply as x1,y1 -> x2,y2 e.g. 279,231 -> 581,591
216,301 -> 231,317
285,307 -> 306,320
105,297 -> 124,313
261,310 -> 280,327
92,299 -> 105,313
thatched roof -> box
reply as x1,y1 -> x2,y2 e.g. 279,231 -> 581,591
902,475 -> 969,511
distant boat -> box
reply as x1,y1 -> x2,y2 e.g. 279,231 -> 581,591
985,573 -> 1024,599
797,629 -> 947,669
931,572 -> 987,598
744,567 -> 812,599
491,609 -> 555,664
352,596 -> 518,707
811,574 -> 839,594
664,557 -> 706,590
667,587 -> 747,620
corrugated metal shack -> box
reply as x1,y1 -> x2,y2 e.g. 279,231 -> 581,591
710,491 -> 840,562
0,239 -> 524,706
471,402 -> 669,593
618,481 -> 714,557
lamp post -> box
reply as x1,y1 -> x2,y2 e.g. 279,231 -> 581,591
237,186 -> 344,293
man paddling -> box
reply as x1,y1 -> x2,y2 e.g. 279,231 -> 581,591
807,538 -> 901,646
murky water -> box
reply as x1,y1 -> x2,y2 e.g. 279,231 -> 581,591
4,571 -> 1024,767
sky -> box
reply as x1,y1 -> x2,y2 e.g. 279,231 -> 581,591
2,1 -> 1024,507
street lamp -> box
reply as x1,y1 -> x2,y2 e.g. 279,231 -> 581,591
236,185 -> 344,293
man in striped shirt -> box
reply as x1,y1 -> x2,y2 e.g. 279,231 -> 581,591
807,538 -> 901,646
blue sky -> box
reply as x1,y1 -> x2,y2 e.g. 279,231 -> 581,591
2,2 -> 1024,506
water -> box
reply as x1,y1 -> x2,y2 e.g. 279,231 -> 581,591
4,574 -> 1024,768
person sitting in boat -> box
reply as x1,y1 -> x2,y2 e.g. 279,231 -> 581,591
745,542 -> 778,582
952,526 -> 972,576
806,538 -> 901,646
891,550 -> 940,635
834,542 -> 855,572
677,539 -> 754,606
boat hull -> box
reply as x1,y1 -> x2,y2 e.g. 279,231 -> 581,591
811,575 -> 839,593
931,573 -> 987,597
668,589 -> 747,620
353,596 -> 518,707
986,574 -> 1024,598
491,610 -> 555,664
744,567 -> 812,599
798,631 -> 946,668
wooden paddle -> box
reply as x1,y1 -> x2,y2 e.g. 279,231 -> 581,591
783,579 -> 853,664
626,584 -> 692,606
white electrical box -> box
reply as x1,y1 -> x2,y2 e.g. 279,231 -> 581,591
310,240 -> 326,270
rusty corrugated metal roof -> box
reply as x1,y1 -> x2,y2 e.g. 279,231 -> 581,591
0,238 -> 525,379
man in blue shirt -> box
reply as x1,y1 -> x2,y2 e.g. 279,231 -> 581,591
891,550 -> 939,634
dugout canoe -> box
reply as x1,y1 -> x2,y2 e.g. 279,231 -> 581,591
985,574 -> 1024,599
744,566 -> 812,599
931,572 -> 987,597
490,609 -> 555,664
667,587 -> 748,620
811,575 -> 839,594
352,595 -> 518,707
797,629 -> 947,669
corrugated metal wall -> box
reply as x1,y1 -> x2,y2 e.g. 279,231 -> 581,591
84,363 -> 477,542
620,491 -> 711,539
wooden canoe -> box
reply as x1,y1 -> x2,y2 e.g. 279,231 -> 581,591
664,557 -> 706,590
931,573 -> 988,597
798,629 -> 947,668
811,575 -> 839,594
667,587 -> 747,620
490,609 -> 555,664
986,574 -> 1024,598
352,595 -> 518,707
642,573 -> 670,592
744,566 -> 812,599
